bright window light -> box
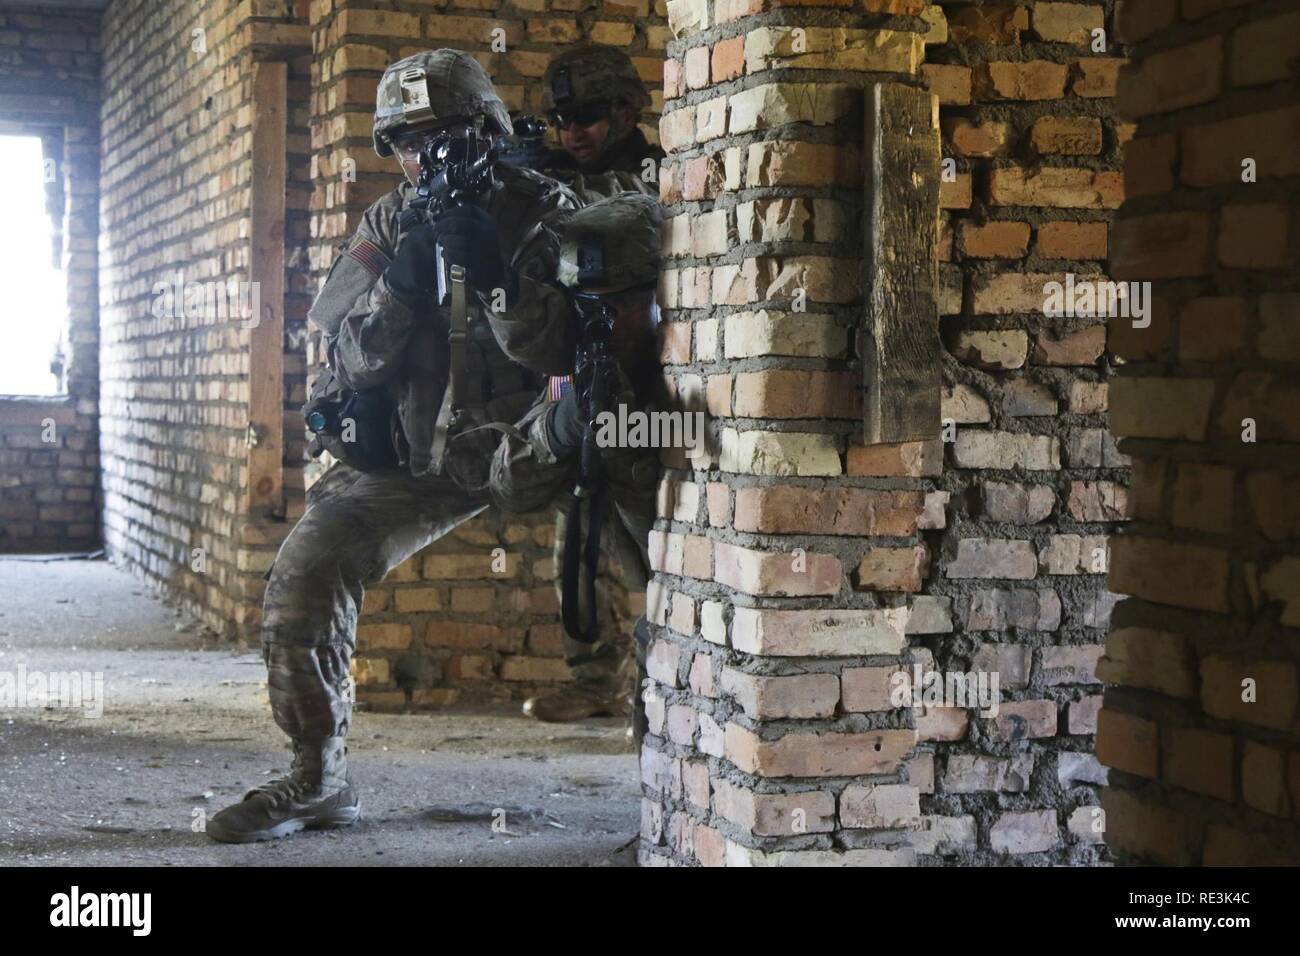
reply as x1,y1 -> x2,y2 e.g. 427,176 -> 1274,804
0,135 -> 68,396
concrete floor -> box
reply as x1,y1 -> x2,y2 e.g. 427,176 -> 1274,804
0,557 -> 640,867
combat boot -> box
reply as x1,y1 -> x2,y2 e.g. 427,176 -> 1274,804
206,736 -> 360,843
522,683 -> 633,722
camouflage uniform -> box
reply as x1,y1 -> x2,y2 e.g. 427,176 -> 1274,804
539,45 -> 666,204
488,194 -> 664,724
208,50 -> 577,843
265,164 -> 575,743
499,47 -> 665,720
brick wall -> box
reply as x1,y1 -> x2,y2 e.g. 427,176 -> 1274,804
916,0 -> 1126,863
1096,0 -> 1300,866
0,5 -> 101,552
642,0 -> 933,866
309,0 -> 670,707
639,0 -> 1134,866
99,0 -> 310,633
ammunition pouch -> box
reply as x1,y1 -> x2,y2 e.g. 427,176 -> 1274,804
303,367 -> 401,472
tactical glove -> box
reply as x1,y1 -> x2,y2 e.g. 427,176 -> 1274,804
433,204 -> 505,290
385,222 -> 440,304
545,361 -> 634,458
544,390 -> 585,457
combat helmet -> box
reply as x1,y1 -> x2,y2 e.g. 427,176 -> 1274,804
557,192 -> 663,293
373,49 -> 512,157
543,44 -> 651,114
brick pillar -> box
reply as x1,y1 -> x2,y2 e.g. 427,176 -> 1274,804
1097,0 -> 1300,864
641,0 -> 932,866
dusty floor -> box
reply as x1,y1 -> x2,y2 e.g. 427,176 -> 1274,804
0,557 -> 639,867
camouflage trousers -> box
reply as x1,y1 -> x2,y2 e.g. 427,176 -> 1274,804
261,463 -> 489,740
550,494 -> 652,692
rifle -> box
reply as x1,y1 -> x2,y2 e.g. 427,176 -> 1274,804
401,118 -> 498,473
561,290 -> 617,646
496,114 -> 551,172
404,118 -> 497,297
303,121 -> 498,476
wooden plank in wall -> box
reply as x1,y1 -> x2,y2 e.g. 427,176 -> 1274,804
861,82 -> 941,445
247,60 -> 287,516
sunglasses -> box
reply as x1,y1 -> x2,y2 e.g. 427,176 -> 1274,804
547,101 -> 612,129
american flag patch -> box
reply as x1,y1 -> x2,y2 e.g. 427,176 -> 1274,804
548,375 -> 573,402
347,237 -> 391,277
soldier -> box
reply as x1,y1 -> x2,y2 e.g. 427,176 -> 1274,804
539,44 -> 665,203
206,49 -> 578,843
497,45 -> 667,724
489,193 -> 665,725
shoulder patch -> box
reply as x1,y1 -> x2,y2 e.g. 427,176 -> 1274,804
548,375 -> 573,402
347,237 -> 391,278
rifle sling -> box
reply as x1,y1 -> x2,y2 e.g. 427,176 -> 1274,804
429,262 -> 469,474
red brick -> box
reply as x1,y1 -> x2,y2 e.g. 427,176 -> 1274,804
1037,221 -> 1107,259
1072,58 -> 1124,98
989,167 -> 1124,209
720,668 -> 839,719
1112,212 -> 1211,280
846,439 -> 943,477
1183,0 -> 1253,19
1165,727 -> 1236,802
1031,116 -> 1103,155
1217,204 -> 1289,270
1096,708 -> 1159,778
980,61 -> 1069,101
1180,107 -> 1300,188
1118,37 -> 1221,118
732,370 -> 859,418
1031,326 -> 1106,366
854,545 -> 929,593
1109,537 -> 1230,614
683,44 -> 710,90
1115,0 -> 1176,44
993,700 -> 1058,740
961,221 -> 1031,258
922,64 -> 971,106
733,485 -> 924,536
713,541 -> 841,596
948,5 -> 1027,44
711,35 -> 745,82
724,724 -> 916,777
1124,134 -> 1177,199
945,118 -> 1010,157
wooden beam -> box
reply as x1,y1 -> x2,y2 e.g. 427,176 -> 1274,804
247,60 -> 287,516
861,83 -> 941,445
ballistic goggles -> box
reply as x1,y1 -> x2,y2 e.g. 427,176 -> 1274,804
547,101 -> 613,130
